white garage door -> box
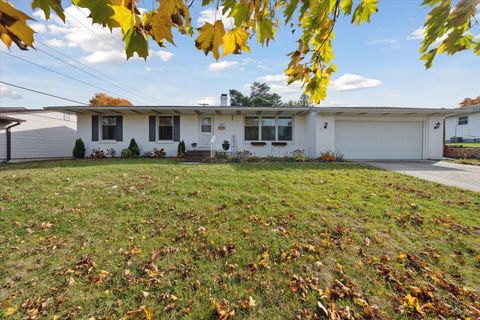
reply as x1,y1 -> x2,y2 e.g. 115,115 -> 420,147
335,121 -> 424,160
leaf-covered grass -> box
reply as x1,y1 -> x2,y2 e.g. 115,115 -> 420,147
447,158 -> 480,166
446,142 -> 480,148
1,159 -> 479,319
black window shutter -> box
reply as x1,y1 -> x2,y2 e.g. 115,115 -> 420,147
116,116 -> 123,141
149,116 -> 156,142
173,116 -> 180,142
92,115 -> 99,141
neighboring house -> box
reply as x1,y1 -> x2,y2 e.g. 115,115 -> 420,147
445,104 -> 480,142
47,100 -> 452,160
0,108 -> 77,162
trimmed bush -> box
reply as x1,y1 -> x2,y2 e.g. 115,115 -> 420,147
72,138 -> 86,158
177,140 -> 186,158
128,138 -> 140,156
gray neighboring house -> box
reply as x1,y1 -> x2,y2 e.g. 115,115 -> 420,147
445,104 -> 480,142
0,107 -> 77,162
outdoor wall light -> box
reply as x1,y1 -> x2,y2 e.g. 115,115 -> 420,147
324,122 -> 328,129
434,122 -> 441,129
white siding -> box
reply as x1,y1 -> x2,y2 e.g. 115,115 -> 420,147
77,113 -> 310,157
315,115 -> 443,160
0,111 -> 76,161
334,120 -> 423,159
445,112 -> 480,141
76,112 -> 445,160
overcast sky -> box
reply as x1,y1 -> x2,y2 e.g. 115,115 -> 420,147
0,1 -> 479,109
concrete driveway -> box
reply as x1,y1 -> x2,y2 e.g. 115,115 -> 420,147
360,160 -> 480,192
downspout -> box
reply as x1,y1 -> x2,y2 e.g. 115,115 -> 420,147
5,121 -> 22,162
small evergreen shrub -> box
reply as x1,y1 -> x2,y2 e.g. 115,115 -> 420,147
72,138 -> 86,158
128,138 -> 140,156
177,140 -> 186,158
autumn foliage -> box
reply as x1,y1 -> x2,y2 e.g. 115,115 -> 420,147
0,0 -> 479,103
89,93 -> 131,106
459,96 -> 480,108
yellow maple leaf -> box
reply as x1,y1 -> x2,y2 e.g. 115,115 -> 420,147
142,306 -> 153,320
146,12 -> 174,45
4,306 -> 18,316
0,1 -> 34,49
222,27 -> 250,57
195,20 -> 225,60
109,0 -> 140,35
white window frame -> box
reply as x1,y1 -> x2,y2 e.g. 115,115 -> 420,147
244,115 -> 293,142
100,115 -> 117,141
458,116 -> 468,126
158,115 -> 174,142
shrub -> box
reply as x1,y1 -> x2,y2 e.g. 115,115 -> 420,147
177,140 -> 186,158
319,150 -> 344,162
154,148 -> 166,158
214,151 -> 229,160
237,150 -> 252,163
128,138 -> 140,156
292,149 -> 306,162
106,148 -> 116,158
121,148 -> 135,158
90,148 -> 105,159
72,138 -> 86,158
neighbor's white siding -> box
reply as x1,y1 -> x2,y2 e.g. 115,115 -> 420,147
445,112 -> 480,141
0,111 -> 76,161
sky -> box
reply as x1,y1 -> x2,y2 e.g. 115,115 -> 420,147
0,0 -> 479,109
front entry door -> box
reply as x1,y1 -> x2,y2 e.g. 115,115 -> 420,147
199,116 -> 213,148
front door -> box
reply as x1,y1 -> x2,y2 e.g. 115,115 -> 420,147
199,116 -> 213,148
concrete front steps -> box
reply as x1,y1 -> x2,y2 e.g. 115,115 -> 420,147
184,150 -> 211,162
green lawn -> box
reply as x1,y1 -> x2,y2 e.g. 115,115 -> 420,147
448,158 -> 480,166
1,160 -> 479,319
446,142 -> 480,148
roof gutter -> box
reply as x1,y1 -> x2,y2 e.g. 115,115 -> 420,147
4,121 -> 22,162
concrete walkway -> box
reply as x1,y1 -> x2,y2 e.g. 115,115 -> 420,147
360,160 -> 480,193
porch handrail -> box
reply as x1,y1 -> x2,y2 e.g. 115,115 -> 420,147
210,135 -> 216,158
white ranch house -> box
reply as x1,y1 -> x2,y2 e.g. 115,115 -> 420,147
47,103 -> 451,160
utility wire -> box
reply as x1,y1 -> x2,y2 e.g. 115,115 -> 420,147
35,43 -> 155,105
60,8 -> 164,105
1,51 -> 143,104
64,10 -> 112,43
0,81 -> 88,105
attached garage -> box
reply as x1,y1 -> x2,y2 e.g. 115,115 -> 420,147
334,120 -> 424,160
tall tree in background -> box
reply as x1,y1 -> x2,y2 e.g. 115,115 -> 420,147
229,90 -> 252,107
459,96 -> 480,107
89,93 -> 131,106
1,0 -> 478,104
229,82 -> 282,107
284,94 -> 312,108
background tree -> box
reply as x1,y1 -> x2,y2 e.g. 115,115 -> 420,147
229,82 -> 282,107
229,90 -> 252,107
89,93 -> 131,106
459,96 -> 480,107
1,0 -> 479,103
284,94 -> 312,107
